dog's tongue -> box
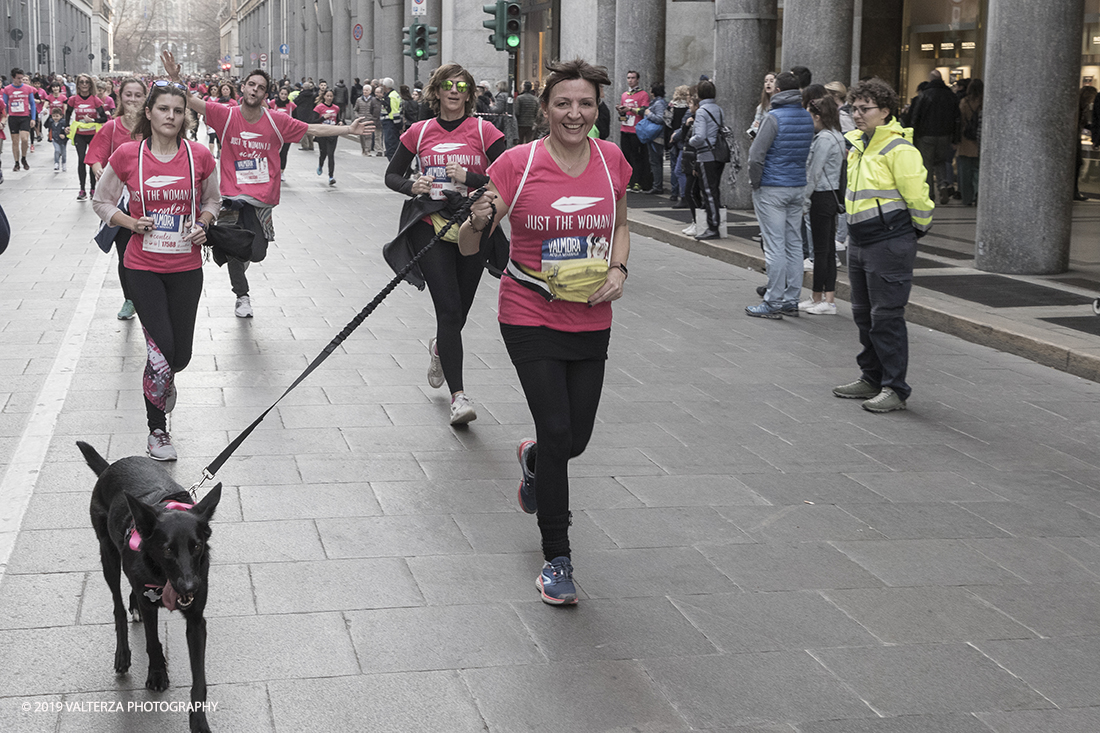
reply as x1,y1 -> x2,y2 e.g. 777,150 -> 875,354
161,580 -> 178,611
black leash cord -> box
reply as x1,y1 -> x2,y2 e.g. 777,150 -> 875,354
189,187 -> 489,496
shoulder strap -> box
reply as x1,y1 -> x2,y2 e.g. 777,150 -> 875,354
221,104 -> 234,142
415,119 -> 431,158
511,140 -> 540,209
478,116 -> 486,151
591,140 -> 615,263
263,107 -> 284,146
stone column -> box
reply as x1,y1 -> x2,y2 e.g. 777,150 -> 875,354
781,0 -> 854,86
355,0 -> 374,82
304,3 -> 318,83
375,0 -> 404,85
332,0 -> 352,88
316,0 -> 334,84
596,0 -> 616,77
714,0 -> 778,210
975,0 -> 1084,274
614,0 -> 664,97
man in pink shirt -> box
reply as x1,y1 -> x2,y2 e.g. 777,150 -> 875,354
162,50 -> 373,317
616,70 -> 651,192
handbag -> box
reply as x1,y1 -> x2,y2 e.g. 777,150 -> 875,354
635,116 -> 663,145
204,222 -> 255,266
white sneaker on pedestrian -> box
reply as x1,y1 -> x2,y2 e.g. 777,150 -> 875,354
280,171 -> 286,182
834,237 -> 848,252
234,295 -> 253,318
449,392 -> 477,425
427,338 -> 445,389
147,429 -> 178,461
53,163 -> 59,171
798,298 -> 819,311
803,258 -> 814,271
806,301 -> 838,315
681,222 -> 697,236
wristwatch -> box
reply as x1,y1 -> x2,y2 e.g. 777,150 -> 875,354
612,262 -> 628,277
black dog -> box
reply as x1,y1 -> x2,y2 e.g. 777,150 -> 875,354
79,441 -> 222,733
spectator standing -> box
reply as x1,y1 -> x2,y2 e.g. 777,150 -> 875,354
268,86 -> 297,179
826,81 -> 855,133
382,78 -> 403,159
748,72 -> 776,138
909,70 -> 960,205
745,71 -> 814,319
689,80 -> 728,241
617,69 -> 651,191
643,82 -> 667,194
798,93 -> 846,315
673,95 -> 702,233
476,81 -> 493,114
515,80 -> 539,143
667,85 -> 692,206
333,79 -> 349,121
293,81 -> 316,150
957,79 -> 983,206
352,84 -> 378,155
350,78 -> 363,117
834,77 -> 934,413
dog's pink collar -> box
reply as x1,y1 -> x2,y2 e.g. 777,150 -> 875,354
126,500 -> 194,552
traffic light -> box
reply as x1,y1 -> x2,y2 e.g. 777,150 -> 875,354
425,25 -> 439,58
402,22 -> 417,58
504,2 -> 521,50
36,42 -> 48,65
483,1 -> 504,51
413,23 -> 429,60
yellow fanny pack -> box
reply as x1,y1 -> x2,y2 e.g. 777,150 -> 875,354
429,212 -> 461,243
507,256 -> 608,303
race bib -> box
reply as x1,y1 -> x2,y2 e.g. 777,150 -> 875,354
426,165 -> 456,201
142,213 -> 192,254
235,158 -> 270,185
542,234 -> 610,270
625,115 -> 636,127
10,98 -> 24,114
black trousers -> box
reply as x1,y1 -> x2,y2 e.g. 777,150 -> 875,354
809,190 -> 838,293
621,131 -> 652,190
125,267 -> 203,431
510,354 -> 605,561
848,232 -> 918,401
317,137 -> 337,177
698,161 -> 724,231
280,142 -> 290,170
408,221 -> 484,394
73,134 -> 95,192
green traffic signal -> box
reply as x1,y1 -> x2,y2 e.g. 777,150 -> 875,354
505,2 -> 521,49
414,24 -> 429,59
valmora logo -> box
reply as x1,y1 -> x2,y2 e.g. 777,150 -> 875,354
239,131 -> 263,140
144,176 -> 185,188
431,143 -> 466,153
550,196 -> 603,214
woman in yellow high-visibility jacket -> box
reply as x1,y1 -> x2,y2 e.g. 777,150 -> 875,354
833,77 -> 934,414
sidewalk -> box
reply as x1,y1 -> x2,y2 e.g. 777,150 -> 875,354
628,192 -> 1100,381
2,141 -> 1100,732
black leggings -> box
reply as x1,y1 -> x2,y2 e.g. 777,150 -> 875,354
125,267 -> 203,431
318,137 -> 337,177
280,142 -> 291,170
114,229 -> 133,301
809,190 -> 838,293
409,220 -> 485,394
512,356 -> 605,561
73,134 -> 95,191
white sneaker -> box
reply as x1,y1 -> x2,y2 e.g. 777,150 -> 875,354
234,295 -> 253,318
280,172 -> 286,182
681,223 -> 697,236
806,301 -> 838,315
427,337 -> 445,389
834,237 -> 848,252
449,392 -> 477,425
147,429 -> 178,461
803,258 -> 814,271
53,163 -> 59,171
798,298 -> 819,311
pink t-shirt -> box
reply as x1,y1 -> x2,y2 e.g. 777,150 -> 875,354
401,116 -> 504,201
101,96 -> 116,113
313,103 -> 340,125
2,84 -> 38,117
68,94 -> 105,133
204,101 -> 308,206
107,140 -> 217,273
87,118 -> 136,167
619,89 -> 650,134
488,138 -> 631,332
269,99 -> 296,117
45,92 -> 67,113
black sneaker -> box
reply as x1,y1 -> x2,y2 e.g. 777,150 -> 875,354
537,556 -> 577,605
779,304 -> 800,318
517,439 -> 537,514
21,157 -> 28,170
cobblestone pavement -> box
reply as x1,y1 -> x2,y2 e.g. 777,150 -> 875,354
3,137 -> 1100,732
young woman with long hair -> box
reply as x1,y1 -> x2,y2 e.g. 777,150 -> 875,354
65,73 -> 108,200
206,81 -> 238,156
91,83 -> 220,460
268,85 -> 297,180
88,76 -> 151,320
383,63 -> 507,425
313,88 -> 340,185
798,89 -> 846,315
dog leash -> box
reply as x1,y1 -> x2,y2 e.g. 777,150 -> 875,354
186,186 -> 490,498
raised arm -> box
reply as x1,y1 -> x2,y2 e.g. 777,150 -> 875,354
161,50 -> 207,115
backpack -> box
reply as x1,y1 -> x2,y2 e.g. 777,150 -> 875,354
963,102 -> 982,143
702,107 -> 735,164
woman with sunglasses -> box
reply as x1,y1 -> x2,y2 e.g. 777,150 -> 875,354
383,63 -> 507,426
88,77 -> 149,321
91,83 -> 220,461
65,73 -> 108,200
313,88 -> 341,185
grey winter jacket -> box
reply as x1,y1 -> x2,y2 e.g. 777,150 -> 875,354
689,99 -> 724,163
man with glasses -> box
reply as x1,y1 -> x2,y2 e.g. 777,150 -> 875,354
161,52 -> 373,318
745,71 -> 814,319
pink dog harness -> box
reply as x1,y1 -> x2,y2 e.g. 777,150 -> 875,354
125,499 -> 193,611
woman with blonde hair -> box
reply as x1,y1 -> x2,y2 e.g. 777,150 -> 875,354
667,84 -> 692,206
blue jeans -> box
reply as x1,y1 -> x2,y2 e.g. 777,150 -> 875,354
669,146 -> 685,197
648,142 -> 664,192
753,185 -> 805,308
848,232 -> 918,401
53,140 -> 66,166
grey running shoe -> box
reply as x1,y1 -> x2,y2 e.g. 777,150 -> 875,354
427,338 -> 445,389
234,295 -> 253,318
537,556 -> 577,605
862,387 -> 907,413
833,378 -> 880,400
147,430 -> 178,461
117,299 -> 136,320
449,392 -> 477,425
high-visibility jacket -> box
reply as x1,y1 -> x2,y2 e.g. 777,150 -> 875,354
844,118 -> 933,245
386,90 -> 402,121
